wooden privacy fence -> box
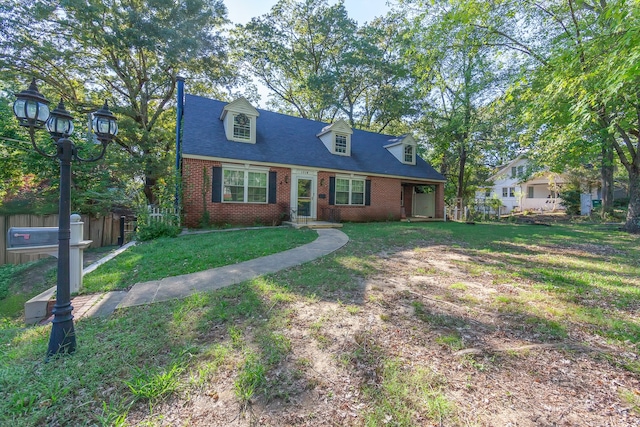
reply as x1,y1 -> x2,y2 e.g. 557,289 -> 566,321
1,213 -> 122,266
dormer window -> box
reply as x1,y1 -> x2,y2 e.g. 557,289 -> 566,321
221,98 -> 259,144
335,134 -> 348,154
385,134 -> 417,165
317,119 -> 353,156
233,113 -> 251,140
404,144 -> 414,164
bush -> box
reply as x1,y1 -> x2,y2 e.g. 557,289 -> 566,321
613,197 -> 630,208
136,221 -> 181,241
558,188 -> 581,215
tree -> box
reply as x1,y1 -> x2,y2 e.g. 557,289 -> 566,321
422,0 -> 640,231
512,0 -> 640,231
232,0 -> 413,132
401,1 -> 514,204
0,0 -> 232,206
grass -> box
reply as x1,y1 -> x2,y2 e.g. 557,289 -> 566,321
82,227 -> 316,292
0,246 -> 115,320
0,221 -> 639,425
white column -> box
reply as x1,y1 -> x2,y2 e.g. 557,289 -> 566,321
69,214 -> 84,294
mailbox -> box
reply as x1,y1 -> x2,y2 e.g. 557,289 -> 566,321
7,227 -> 59,248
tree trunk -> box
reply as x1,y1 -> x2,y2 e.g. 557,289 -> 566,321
601,143 -> 614,216
457,146 -> 467,200
624,167 -> 640,233
143,176 -> 157,206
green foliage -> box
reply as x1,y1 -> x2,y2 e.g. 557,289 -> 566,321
126,364 -> 184,401
1,222 -> 640,424
558,188 -> 581,216
82,227 -> 316,292
0,261 -> 38,320
0,0 -> 233,208
232,0 -> 413,132
234,353 -> 266,403
136,221 -> 181,241
403,2 -> 520,204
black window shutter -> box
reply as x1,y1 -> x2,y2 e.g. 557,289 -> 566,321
365,179 -> 371,206
329,177 -> 335,205
268,171 -> 277,204
212,166 -> 222,203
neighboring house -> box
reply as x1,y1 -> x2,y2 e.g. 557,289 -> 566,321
476,156 -> 569,214
178,90 -> 446,228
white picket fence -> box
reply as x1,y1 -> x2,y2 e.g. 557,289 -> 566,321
147,206 -> 181,227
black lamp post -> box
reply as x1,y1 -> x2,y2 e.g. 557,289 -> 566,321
13,78 -> 118,358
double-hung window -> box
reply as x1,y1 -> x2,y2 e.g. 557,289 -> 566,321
502,187 -> 515,198
223,168 -> 267,203
335,134 -> 348,154
511,165 -> 524,178
336,177 -> 365,205
403,144 -> 415,164
233,113 -> 251,141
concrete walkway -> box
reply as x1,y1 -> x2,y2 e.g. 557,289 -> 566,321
77,228 -> 347,315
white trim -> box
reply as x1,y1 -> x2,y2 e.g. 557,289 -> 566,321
291,173 -> 317,219
183,154 -> 447,183
334,176 -> 366,206
221,166 -> 269,204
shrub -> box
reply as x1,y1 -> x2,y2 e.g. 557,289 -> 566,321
558,188 -> 581,215
136,221 -> 181,241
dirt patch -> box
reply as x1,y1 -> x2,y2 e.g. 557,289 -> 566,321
12,247 -> 117,295
127,243 -> 640,426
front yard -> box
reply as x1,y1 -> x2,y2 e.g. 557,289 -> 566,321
1,221 -> 639,426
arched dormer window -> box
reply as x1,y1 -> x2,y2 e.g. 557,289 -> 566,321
220,98 -> 260,144
384,134 -> 417,165
404,144 -> 415,164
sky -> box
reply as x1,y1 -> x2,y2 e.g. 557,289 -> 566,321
223,0 -> 391,26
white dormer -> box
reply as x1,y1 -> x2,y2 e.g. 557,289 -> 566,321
316,119 -> 353,156
384,135 -> 416,165
220,98 -> 260,144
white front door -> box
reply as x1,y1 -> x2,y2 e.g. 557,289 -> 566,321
292,174 -> 317,219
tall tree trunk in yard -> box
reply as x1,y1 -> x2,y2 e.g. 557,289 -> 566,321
625,168 -> 640,233
601,143 -> 614,216
457,145 -> 467,200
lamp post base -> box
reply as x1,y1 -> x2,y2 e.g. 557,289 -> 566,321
46,303 -> 76,359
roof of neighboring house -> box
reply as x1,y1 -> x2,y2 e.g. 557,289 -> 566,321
182,94 -> 445,181
488,154 -> 527,182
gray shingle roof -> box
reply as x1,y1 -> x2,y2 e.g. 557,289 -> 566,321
182,94 -> 444,181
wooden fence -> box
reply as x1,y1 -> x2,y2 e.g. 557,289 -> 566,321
0,213 -> 122,266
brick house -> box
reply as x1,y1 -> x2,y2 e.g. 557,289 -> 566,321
179,91 -> 445,228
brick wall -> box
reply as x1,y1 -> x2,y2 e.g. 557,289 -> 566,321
182,158 -> 291,227
182,158 -> 443,227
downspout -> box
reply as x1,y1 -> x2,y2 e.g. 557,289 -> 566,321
175,76 -> 185,210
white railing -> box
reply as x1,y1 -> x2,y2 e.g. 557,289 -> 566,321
521,197 -> 564,212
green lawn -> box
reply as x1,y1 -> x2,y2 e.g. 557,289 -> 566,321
82,227 -> 317,292
1,222 -> 638,426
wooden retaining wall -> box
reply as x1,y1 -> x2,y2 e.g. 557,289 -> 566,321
1,214 -> 121,266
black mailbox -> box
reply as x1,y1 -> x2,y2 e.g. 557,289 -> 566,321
7,227 -> 59,248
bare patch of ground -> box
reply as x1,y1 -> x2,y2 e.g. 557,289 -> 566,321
128,242 -> 640,426
13,247 -> 117,295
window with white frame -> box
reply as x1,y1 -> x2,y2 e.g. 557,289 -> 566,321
335,177 -> 365,205
485,189 -> 491,197
223,168 -> 267,203
233,113 -> 251,140
527,186 -> 534,198
403,144 -> 415,164
502,187 -> 515,198
511,165 -> 524,178
335,134 -> 348,154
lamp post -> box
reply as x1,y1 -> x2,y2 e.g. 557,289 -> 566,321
13,78 -> 118,358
